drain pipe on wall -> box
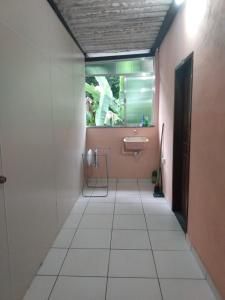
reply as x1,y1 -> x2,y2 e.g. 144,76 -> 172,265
121,142 -> 144,160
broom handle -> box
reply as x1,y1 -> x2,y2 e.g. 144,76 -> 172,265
159,124 -> 164,165
157,123 -> 165,185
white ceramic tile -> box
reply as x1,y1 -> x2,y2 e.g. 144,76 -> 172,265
154,251 -> 205,279
140,194 -> 156,202
140,191 -> 153,197
71,229 -> 111,249
77,196 -> 90,203
111,230 -> 151,249
117,186 -> 139,191
92,188 -> 113,197
52,229 -> 75,248
116,191 -> 140,198
116,196 -> 142,203
116,184 -> 139,194
106,278 -> 162,300
79,214 -> 113,229
116,190 -> 140,197
116,190 -> 139,195
141,196 -> 167,204
160,279 -> 216,300
63,213 -> 82,229
144,203 -> 172,215
60,249 -> 109,276
109,250 -> 157,278
80,191 -> 94,199
37,249 -> 67,275
88,196 -> 115,203
50,277 -> 106,300
23,276 -> 56,300
116,189 -> 140,198
107,189 -> 117,196
114,203 -> 143,215
71,202 -> 87,214
146,215 -> 182,231
85,203 -> 114,214
139,189 -> 154,195
149,231 -> 190,250
113,215 -> 146,230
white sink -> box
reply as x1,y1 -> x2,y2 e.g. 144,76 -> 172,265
123,136 -> 149,151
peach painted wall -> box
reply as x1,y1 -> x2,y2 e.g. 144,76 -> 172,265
158,0 -> 225,297
86,127 -> 159,179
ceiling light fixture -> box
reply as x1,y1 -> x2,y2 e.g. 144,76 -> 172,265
175,0 -> 184,5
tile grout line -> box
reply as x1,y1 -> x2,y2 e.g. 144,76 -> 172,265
38,274 -> 211,280
137,180 -> 164,300
52,228 -> 183,232
104,179 -> 117,300
51,247 -> 194,252
47,188 -> 94,300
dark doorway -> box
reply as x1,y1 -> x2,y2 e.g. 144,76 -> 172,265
172,53 -> 193,233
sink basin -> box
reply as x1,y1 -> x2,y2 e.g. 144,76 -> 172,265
123,136 -> 149,151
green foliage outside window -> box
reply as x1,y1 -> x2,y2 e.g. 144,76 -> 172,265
86,76 -> 124,126
85,74 -> 154,127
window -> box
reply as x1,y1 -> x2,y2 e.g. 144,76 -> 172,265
85,58 -> 155,127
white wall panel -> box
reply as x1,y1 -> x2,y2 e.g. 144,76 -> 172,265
0,1 -> 85,299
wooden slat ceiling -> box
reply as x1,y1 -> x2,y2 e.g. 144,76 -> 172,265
52,0 -> 174,55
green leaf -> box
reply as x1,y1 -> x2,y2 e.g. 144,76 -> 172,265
95,76 -> 114,126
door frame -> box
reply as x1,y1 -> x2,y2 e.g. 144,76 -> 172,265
172,52 -> 194,233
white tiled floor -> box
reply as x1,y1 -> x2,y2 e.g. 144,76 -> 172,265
63,213 -> 83,229
113,214 -> 146,229
107,278 -> 162,300
109,249 -> 157,278
52,229 -> 75,248
60,249 -> 109,276
111,230 -> 150,249
79,214 -> 113,229
85,203 -> 114,214
149,230 -> 190,251
23,276 -> 56,300
23,179 -> 217,300
71,229 -> 111,249
50,277 -> 106,300
37,249 -> 67,276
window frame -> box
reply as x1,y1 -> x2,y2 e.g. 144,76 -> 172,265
85,59 -> 156,128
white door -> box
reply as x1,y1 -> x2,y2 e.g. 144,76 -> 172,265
0,144 -> 12,300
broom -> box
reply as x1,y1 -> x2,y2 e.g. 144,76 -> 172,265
153,123 -> 165,198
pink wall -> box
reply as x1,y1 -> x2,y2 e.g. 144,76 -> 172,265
158,0 -> 225,297
86,127 -> 159,179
